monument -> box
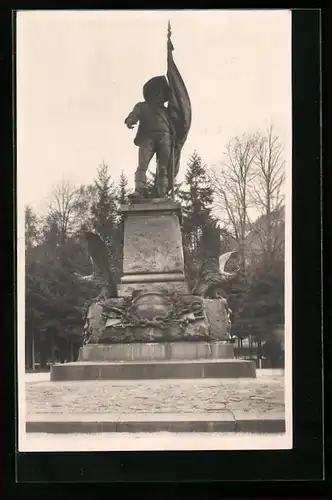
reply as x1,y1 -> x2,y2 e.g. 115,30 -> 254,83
51,23 -> 256,381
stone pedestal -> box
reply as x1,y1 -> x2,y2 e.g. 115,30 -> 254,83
50,197 -> 257,381
78,341 -> 235,362
118,199 -> 189,296
79,198 -> 232,346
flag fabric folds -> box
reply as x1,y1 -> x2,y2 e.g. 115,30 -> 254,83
166,24 -> 192,189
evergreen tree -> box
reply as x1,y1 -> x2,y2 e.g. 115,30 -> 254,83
90,162 -> 118,245
237,258 -> 284,340
179,151 -> 214,252
113,171 -> 130,280
117,171 -> 129,206
25,205 -> 39,251
25,186 -> 99,370
25,227 -> 96,368
89,162 -> 121,279
230,256 -> 284,362
25,205 -> 41,369
178,152 -> 215,286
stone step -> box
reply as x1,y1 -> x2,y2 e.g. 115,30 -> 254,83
50,359 -> 256,381
26,411 -> 285,434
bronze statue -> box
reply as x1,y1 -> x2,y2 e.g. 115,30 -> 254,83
125,22 -> 191,200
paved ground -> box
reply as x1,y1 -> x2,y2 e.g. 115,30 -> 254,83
25,370 -> 284,415
20,431 -> 291,451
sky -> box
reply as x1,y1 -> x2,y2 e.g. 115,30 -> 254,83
17,9 -> 292,214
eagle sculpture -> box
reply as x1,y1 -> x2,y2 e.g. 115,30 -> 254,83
192,220 -> 240,298
74,231 -> 117,299
219,251 -> 238,277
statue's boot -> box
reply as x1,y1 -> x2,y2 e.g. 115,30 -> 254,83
128,169 -> 148,201
128,191 -> 141,202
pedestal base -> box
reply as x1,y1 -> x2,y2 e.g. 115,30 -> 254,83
50,359 -> 256,381
78,341 -> 234,362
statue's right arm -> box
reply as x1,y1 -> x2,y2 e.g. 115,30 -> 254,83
124,102 -> 142,129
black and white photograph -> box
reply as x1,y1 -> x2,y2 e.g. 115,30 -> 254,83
17,9 -> 292,452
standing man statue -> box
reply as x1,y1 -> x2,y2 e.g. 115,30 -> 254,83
125,22 -> 191,200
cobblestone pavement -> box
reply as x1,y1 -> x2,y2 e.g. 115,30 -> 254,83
26,373 -> 284,415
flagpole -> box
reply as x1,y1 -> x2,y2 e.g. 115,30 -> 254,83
167,21 -> 175,199
171,143 -> 175,199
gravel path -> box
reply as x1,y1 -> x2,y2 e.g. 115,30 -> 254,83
26,373 -> 284,415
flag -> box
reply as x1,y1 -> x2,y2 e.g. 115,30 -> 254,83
166,22 -> 192,186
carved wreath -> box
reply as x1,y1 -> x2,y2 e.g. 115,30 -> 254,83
101,291 -> 204,331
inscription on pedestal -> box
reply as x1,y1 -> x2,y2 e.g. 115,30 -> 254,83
123,213 -> 184,275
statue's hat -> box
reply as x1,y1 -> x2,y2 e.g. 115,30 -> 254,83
143,75 -> 170,102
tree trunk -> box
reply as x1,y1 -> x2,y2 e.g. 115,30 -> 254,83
40,348 -> 47,369
25,333 -> 30,370
32,331 -> 35,371
257,339 -> 262,366
238,242 -> 246,276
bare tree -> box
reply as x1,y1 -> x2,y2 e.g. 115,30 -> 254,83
249,125 -> 285,264
210,133 -> 258,275
47,180 -> 91,244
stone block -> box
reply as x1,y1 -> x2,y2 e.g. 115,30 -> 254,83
211,342 -> 234,358
77,342 -> 235,362
121,272 -> 186,283
121,200 -> 185,285
120,198 -> 182,214
50,359 -> 256,381
203,298 -> 230,340
117,280 -> 189,297
86,302 -> 104,341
